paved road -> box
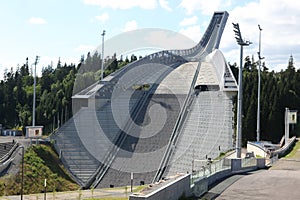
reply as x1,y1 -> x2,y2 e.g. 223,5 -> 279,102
204,140 -> 300,200
0,187 -> 138,200
216,170 -> 300,200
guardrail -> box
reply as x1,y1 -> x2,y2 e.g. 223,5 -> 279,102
270,136 -> 297,158
0,142 -> 20,174
0,142 -> 19,164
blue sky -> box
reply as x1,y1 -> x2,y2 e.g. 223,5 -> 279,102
1,0 -> 299,79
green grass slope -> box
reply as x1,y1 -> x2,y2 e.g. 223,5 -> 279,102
0,144 -> 79,196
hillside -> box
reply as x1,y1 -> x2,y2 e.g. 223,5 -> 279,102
0,144 -> 79,196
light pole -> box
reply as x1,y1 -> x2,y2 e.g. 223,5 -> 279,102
32,56 -> 39,127
256,25 -> 264,142
100,30 -> 106,80
20,146 -> 24,200
232,23 -> 252,158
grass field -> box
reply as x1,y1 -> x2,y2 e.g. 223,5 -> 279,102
285,139 -> 300,159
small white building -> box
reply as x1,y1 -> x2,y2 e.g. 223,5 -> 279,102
25,126 -> 44,138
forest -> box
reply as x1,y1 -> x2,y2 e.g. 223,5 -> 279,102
0,52 -> 136,134
0,51 -> 299,145
230,55 -> 300,144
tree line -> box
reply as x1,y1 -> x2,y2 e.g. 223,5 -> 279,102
0,52 -> 137,134
0,52 -> 299,145
230,55 -> 300,144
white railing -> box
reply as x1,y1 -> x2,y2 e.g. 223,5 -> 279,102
191,158 -> 231,182
191,157 -> 260,185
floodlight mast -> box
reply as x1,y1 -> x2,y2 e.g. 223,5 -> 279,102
100,30 -> 106,80
32,55 -> 40,127
232,23 -> 252,158
256,24 -> 264,142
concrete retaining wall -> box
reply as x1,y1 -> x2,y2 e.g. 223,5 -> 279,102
192,176 -> 208,197
247,142 -> 267,157
130,158 -> 266,199
192,168 -> 232,197
129,174 -> 191,200
257,158 -> 266,169
271,136 -> 297,157
192,158 -> 265,197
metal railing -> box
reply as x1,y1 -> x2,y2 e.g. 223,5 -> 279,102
190,156 -> 262,185
191,158 -> 231,183
0,141 -> 19,164
0,143 -> 22,175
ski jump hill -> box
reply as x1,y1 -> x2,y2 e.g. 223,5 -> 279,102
51,11 -> 238,189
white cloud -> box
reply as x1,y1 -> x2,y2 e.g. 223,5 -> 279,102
159,0 -> 172,11
94,13 -> 109,23
179,25 -> 202,43
219,0 -> 300,71
180,0 -> 225,15
28,17 -> 47,25
74,45 -> 96,53
179,16 -> 198,26
122,20 -> 138,32
83,0 -> 157,10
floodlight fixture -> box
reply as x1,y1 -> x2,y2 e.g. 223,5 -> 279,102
101,30 -> 106,80
32,55 -> 40,127
256,24 -> 264,142
232,23 -> 252,158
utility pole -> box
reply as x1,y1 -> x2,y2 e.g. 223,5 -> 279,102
32,56 -> 39,127
20,146 -> 24,200
232,23 -> 252,158
257,25 -> 264,142
101,30 -> 106,80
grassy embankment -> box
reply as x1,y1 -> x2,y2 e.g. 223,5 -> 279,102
0,144 -> 79,196
284,139 -> 300,159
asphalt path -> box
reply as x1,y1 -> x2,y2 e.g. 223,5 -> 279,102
202,140 -> 300,200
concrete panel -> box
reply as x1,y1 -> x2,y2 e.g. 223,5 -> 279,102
192,177 -> 208,197
231,158 -> 242,172
129,174 -> 191,200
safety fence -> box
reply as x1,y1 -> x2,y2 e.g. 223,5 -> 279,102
191,158 -> 231,184
191,156 -> 260,185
